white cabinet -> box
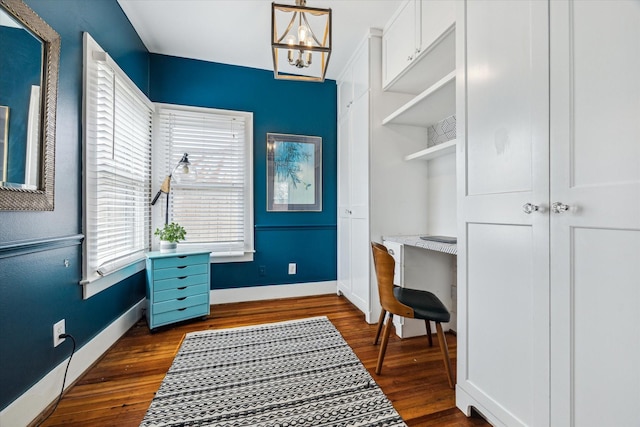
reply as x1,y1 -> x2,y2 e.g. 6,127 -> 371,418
456,1 -> 640,426
382,0 -> 456,92
337,43 -> 368,117
382,0 -> 457,161
382,0 -> 416,88
337,30 -> 430,323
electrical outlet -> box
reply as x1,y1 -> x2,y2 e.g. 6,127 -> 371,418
288,263 -> 296,275
53,319 -> 66,347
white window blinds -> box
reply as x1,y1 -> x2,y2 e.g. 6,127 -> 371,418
83,33 -> 153,283
154,104 -> 253,257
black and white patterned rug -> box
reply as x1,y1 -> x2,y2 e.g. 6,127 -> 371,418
140,316 -> 406,426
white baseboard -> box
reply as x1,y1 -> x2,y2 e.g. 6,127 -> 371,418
0,299 -> 145,427
210,281 -> 337,305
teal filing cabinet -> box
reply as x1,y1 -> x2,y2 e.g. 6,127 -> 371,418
145,251 -> 210,330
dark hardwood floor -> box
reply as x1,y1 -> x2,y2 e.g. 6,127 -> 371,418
35,294 -> 490,427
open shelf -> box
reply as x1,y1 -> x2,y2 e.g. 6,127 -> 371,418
382,71 -> 456,128
405,139 -> 456,161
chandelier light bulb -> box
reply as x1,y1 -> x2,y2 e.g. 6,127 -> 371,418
298,24 -> 308,44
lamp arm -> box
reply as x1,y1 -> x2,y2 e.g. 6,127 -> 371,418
150,175 -> 172,205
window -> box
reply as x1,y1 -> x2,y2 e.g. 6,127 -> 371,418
82,33 -> 153,298
154,104 -> 254,261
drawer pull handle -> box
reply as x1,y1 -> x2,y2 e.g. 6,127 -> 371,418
177,297 -> 187,301
178,276 -> 187,280
177,266 -> 187,269
178,307 -> 187,311
178,256 -> 187,259
177,286 -> 187,290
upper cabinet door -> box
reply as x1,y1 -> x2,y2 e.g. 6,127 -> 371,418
418,0 -> 455,56
382,0 -> 417,88
549,2 -> 640,426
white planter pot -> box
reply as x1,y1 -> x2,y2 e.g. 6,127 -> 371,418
159,240 -> 177,253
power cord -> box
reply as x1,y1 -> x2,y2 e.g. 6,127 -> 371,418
37,333 -> 76,427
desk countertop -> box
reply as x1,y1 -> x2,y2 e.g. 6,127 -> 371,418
383,235 -> 457,255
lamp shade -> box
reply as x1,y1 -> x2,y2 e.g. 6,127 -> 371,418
172,153 -> 197,183
271,1 -> 332,82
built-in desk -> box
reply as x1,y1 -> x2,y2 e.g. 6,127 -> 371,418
383,235 -> 457,255
382,235 -> 457,337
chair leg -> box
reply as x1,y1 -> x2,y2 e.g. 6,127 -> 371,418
424,320 -> 433,347
373,309 -> 387,345
435,322 -> 455,389
375,313 -> 394,375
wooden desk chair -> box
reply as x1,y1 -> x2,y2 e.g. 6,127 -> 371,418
371,241 -> 455,388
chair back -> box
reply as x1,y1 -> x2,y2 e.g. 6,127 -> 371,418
371,242 -> 414,318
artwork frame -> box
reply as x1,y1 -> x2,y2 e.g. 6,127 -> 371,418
267,133 -> 322,212
0,105 -> 7,183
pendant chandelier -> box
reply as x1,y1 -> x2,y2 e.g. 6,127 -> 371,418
271,0 -> 332,82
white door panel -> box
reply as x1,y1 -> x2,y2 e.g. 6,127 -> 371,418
465,0 -> 547,197
350,217 -> 370,315
466,223 -> 536,426
571,229 -> 640,427
550,1 -> 640,426
458,1 -> 550,426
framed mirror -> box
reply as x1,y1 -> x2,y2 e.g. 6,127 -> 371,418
0,0 -> 59,210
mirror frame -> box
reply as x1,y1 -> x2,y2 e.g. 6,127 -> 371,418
0,0 -> 59,210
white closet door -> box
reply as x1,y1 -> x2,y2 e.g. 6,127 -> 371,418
549,2 -> 640,426
349,94 -> 371,319
337,113 -> 352,296
456,1 -> 550,425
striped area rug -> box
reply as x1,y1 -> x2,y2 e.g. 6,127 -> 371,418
140,316 -> 406,426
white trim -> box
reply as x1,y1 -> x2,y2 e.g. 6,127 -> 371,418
82,260 -> 146,299
210,281 -> 337,305
0,299 -> 145,427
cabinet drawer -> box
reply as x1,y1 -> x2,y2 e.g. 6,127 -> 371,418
153,293 -> 209,315
152,253 -> 209,269
153,273 -> 208,292
153,263 -> 208,281
154,282 -> 209,303
153,303 -> 209,328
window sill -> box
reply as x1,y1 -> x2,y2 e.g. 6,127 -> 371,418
210,251 -> 254,263
81,259 -> 146,299
80,249 -> 254,299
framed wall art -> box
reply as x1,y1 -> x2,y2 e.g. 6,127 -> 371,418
267,133 -> 322,211
0,106 -> 8,182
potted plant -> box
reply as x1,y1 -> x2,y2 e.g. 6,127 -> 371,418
154,222 -> 186,253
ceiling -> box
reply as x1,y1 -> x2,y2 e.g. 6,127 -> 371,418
117,0 -> 403,81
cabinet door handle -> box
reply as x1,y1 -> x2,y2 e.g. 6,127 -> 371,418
178,276 -> 187,280
177,265 -> 187,269
177,255 -> 187,259
177,307 -> 187,311
177,297 -> 187,301
523,203 -> 540,214
552,202 -> 570,213
177,286 -> 187,290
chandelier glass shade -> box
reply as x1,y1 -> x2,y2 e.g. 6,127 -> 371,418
271,0 -> 332,82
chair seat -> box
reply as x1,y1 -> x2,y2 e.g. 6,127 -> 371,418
393,287 -> 450,323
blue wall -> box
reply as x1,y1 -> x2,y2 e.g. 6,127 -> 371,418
0,0 -> 337,414
149,55 -> 337,289
0,0 -> 149,411
0,26 -> 41,184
